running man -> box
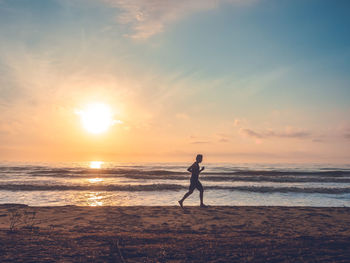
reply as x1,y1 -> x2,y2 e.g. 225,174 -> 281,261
178,154 -> 207,208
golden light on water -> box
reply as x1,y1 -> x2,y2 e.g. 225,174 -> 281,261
90,161 -> 103,169
87,162 -> 104,205
86,192 -> 104,206
88,178 -> 103,183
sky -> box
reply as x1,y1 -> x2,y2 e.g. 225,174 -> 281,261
0,0 -> 349,163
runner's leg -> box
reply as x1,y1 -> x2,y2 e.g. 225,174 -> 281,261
179,181 -> 195,207
196,181 -> 205,206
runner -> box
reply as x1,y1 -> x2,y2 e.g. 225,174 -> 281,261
178,154 -> 207,208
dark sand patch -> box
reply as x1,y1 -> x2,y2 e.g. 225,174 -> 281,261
0,206 -> 349,262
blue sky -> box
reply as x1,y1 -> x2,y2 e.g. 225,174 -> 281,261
0,0 -> 349,162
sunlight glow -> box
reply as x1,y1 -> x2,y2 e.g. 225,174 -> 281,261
90,161 -> 103,169
86,192 -> 104,206
88,178 -> 103,183
76,103 -> 116,134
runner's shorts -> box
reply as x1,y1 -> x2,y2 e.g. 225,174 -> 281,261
189,179 -> 203,192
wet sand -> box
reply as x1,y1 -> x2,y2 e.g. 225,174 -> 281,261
0,205 -> 349,262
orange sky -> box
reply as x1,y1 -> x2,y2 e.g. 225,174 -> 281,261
1,0 -> 349,163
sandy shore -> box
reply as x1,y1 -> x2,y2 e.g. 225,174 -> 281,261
0,205 -> 349,262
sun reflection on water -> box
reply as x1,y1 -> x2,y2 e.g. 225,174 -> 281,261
86,192 -> 104,206
90,161 -> 103,169
88,178 -> 103,183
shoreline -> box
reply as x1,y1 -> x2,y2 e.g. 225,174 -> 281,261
1,205 -> 349,262
1,203 -> 350,207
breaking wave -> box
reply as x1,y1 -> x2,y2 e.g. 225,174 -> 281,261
1,167 -> 350,183
1,183 -> 350,194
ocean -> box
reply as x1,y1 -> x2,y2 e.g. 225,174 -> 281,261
0,162 -> 350,207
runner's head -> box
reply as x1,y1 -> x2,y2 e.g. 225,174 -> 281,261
196,154 -> 203,163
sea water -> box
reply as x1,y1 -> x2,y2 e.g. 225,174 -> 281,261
0,162 -> 350,207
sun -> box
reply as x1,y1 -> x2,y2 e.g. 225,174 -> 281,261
89,161 -> 103,169
76,103 -> 115,134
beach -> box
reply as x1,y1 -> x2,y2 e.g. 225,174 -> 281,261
1,0 -> 350,262
0,205 -> 349,262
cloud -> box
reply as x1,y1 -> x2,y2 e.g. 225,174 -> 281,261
233,118 -> 242,127
215,133 -> 231,143
191,141 -> 210,144
240,127 -> 311,140
218,138 -> 230,142
189,135 -> 211,144
240,128 -> 264,139
103,0 -> 251,39
265,129 -> 310,138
